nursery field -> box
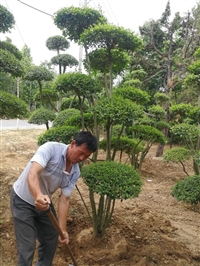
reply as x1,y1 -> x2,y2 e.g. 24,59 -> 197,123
0,129 -> 199,266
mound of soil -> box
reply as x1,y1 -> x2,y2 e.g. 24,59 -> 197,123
0,129 -> 199,266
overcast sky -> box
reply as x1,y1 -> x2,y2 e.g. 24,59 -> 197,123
1,0 -> 199,66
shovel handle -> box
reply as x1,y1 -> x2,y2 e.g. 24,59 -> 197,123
46,208 -> 78,266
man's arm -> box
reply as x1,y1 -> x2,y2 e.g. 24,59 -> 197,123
27,161 -> 50,210
57,192 -> 70,244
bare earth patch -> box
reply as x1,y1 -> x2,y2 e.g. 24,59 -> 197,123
0,129 -> 200,266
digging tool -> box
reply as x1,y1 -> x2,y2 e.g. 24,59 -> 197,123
46,207 -> 78,266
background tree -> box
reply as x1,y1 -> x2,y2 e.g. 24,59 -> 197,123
84,48 -> 130,97
54,6 -> 107,72
0,91 -> 28,119
28,107 -> 56,130
54,72 -> 101,132
80,24 -> 142,96
24,66 -> 54,107
46,35 -> 70,74
0,4 -> 15,33
128,1 -> 200,156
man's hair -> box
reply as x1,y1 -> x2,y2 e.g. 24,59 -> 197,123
74,131 -> 98,152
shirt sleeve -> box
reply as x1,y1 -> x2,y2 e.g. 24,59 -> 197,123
30,142 -> 53,168
61,167 -> 80,197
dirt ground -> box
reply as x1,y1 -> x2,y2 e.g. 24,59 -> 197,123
0,129 -> 200,266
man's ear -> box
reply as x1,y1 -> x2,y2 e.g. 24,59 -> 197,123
70,140 -> 76,147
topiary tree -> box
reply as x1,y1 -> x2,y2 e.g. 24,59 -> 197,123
33,88 -> 59,111
114,86 -> 150,106
61,96 -> 88,111
28,107 -> 56,130
0,91 -> 28,119
52,108 -> 80,127
80,161 -> 142,237
51,54 -> 78,74
24,66 -> 54,106
170,123 -> 200,175
54,72 -> 101,131
93,95 -> 144,161
38,125 -> 79,146
46,35 -> 70,55
171,175 -> 200,205
0,4 -> 15,33
66,112 -> 96,133
129,125 -> 166,169
163,147 -> 191,176
80,24 -> 142,95
99,136 -> 145,169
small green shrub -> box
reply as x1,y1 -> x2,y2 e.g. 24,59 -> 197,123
38,126 -> 79,145
28,107 -> 56,126
81,161 -> 142,200
66,112 -> 94,131
52,108 -> 80,127
80,161 -> 142,237
171,175 -> 200,205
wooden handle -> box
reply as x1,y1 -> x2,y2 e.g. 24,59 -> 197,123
46,208 -> 78,266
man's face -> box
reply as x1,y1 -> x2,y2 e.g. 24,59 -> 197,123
67,140 -> 92,164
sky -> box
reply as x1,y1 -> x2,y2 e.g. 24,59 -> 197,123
0,0 -> 199,66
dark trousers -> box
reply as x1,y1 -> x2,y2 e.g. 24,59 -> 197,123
10,188 -> 58,266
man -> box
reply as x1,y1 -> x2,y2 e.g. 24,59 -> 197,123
10,131 -> 98,266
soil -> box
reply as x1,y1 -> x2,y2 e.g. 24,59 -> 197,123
0,129 -> 200,266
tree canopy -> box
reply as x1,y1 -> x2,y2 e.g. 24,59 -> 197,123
0,4 -> 15,33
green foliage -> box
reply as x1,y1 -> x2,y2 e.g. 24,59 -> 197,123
169,103 -> 193,123
112,125 -> 126,137
129,125 -> 166,144
52,108 -> 80,127
80,24 -> 143,52
54,72 -> 101,96
61,97 -> 88,111
188,106 -> 200,124
99,136 -> 144,153
0,41 -> 22,60
170,123 -> 200,175
34,88 -> 58,102
85,48 -> 130,75
129,125 -> 166,169
0,4 -> 15,33
99,136 -> 144,168
163,147 -> 191,163
171,175 -> 200,205
82,161 -> 142,199
46,35 -> 70,52
66,112 -> 95,131
0,48 -> 23,76
94,95 -> 144,126
0,91 -> 28,119
163,147 -> 191,176
38,126 -> 79,146
114,86 -> 150,105
24,66 -> 54,82
154,92 -> 170,106
170,123 -> 200,146
81,161 -> 142,237
123,79 -> 142,88
148,105 -> 166,120
54,6 -> 107,42
28,107 -> 56,129
51,54 -> 78,69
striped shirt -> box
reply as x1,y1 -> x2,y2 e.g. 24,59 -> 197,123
13,142 -> 80,206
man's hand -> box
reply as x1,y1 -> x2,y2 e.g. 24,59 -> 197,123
35,195 -> 50,211
59,231 -> 69,245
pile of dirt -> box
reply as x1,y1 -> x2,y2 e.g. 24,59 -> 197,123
0,129 -> 199,266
